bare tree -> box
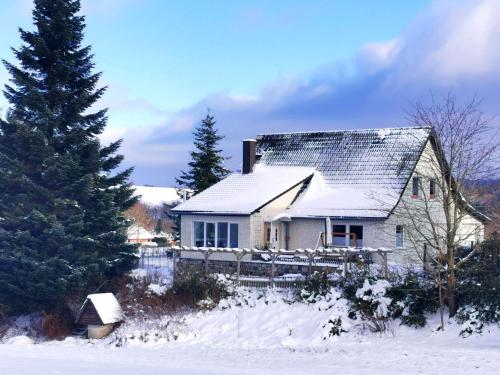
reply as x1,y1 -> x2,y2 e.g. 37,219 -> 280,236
395,93 -> 499,317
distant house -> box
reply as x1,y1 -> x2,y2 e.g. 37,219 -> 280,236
75,293 -> 123,339
127,223 -> 156,244
172,127 -> 488,265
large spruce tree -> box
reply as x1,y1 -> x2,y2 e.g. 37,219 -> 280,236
0,0 -> 137,314
176,112 -> 229,193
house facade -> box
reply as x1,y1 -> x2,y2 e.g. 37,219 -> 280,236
173,127 -> 487,265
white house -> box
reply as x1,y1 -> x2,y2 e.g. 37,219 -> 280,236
172,127 -> 487,265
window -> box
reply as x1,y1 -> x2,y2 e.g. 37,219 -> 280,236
206,222 -> 216,247
429,178 -> 436,197
230,223 -> 239,248
217,222 -> 228,247
396,225 -> 404,248
350,225 -> 363,247
192,221 -> 239,248
333,224 -> 346,246
193,221 -> 205,247
412,177 -> 420,197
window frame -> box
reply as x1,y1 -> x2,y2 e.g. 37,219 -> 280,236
192,220 -> 239,248
396,225 -> 404,248
412,176 -> 420,198
429,178 -> 436,198
332,223 -> 364,248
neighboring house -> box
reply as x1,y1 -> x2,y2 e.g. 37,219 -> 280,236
172,127 -> 488,265
127,223 -> 156,244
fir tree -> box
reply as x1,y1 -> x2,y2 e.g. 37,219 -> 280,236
176,112 -> 230,193
0,0 -> 137,314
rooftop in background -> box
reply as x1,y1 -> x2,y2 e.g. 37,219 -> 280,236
132,185 -> 182,207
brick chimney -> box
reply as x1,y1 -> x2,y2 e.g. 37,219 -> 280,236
242,139 -> 256,174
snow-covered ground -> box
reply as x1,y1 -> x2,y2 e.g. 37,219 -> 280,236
1,329 -> 499,374
1,288 -> 499,374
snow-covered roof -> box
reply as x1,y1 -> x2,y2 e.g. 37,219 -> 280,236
132,185 -> 181,207
86,293 -> 123,325
287,173 -> 399,219
127,224 -> 155,240
257,127 -> 431,190
172,165 -> 314,214
174,127 -> 431,218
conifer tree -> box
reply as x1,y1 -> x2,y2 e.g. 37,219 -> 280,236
0,0 -> 137,314
176,112 -> 230,193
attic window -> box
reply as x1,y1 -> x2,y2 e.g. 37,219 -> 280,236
429,179 -> 436,198
412,177 -> 420,198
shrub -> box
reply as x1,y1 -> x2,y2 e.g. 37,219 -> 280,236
299,271 -> 330,302
41,305 -> 75,340
172,267 -> 233,309
323,316 -> 347,337
455,238 -> 500,335
386,272 -> 439,327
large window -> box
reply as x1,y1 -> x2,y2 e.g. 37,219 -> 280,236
350,225 -> 363,247
333,225 -> 346,246
193,221 -> 205,247
192,221 -> 239,248
217,222 -> 228,247
332,224 -> 364,247
396,225 -> 404,248
230,223 -> 239,248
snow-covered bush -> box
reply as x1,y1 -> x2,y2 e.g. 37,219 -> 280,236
386,272 -> 438,328
323,316 -> 347,337
455,238 -> 500,334
299,271 -> 330,302
348,278 -> 393,333
172,268 -> 233,309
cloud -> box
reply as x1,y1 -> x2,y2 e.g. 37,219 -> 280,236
108,0 -> 500,185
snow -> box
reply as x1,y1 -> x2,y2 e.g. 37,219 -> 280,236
2,287 -> 500,374
132,185 -> 182,207
173,165 -> 314,214
127,223 -> 155,241
2,290 -> 500,374
85,293 -> 123,325
288,172 -> 400,218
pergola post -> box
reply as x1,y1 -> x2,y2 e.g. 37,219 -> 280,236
342,251 -> 348,278
235,252 -> 244,285
203,250 -> 212,274
269,252 -> 278,288
381,251 -> 389,278
172,249 -> 177,283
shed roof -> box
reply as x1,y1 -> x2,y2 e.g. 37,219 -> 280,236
77,293 -> 123,325
172,165 -> 314,214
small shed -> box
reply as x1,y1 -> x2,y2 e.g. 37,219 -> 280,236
76,293 -> 123,339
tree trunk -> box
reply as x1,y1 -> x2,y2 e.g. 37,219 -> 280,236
446,245 -> 458,316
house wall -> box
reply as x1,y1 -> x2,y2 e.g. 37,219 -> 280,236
252,183 -> 304,249
388,141 -> 485,265
179,214 -> 251,260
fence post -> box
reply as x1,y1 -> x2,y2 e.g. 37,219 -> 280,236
270,252 -> 277,288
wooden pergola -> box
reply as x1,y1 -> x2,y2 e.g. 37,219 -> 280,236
167,246 -> 393,286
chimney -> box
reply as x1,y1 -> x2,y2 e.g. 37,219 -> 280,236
242,139 -> 256,174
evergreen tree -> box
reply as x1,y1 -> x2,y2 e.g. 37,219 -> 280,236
176,112 -> 229,193
0,0 -> 137,314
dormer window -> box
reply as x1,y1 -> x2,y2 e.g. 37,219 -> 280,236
412,177 -> 420,198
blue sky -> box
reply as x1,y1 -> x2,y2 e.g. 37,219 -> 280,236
1,0 -> 499,185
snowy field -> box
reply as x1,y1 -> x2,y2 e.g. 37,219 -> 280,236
1,287 -> 499,375
1,332 -> 499,375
